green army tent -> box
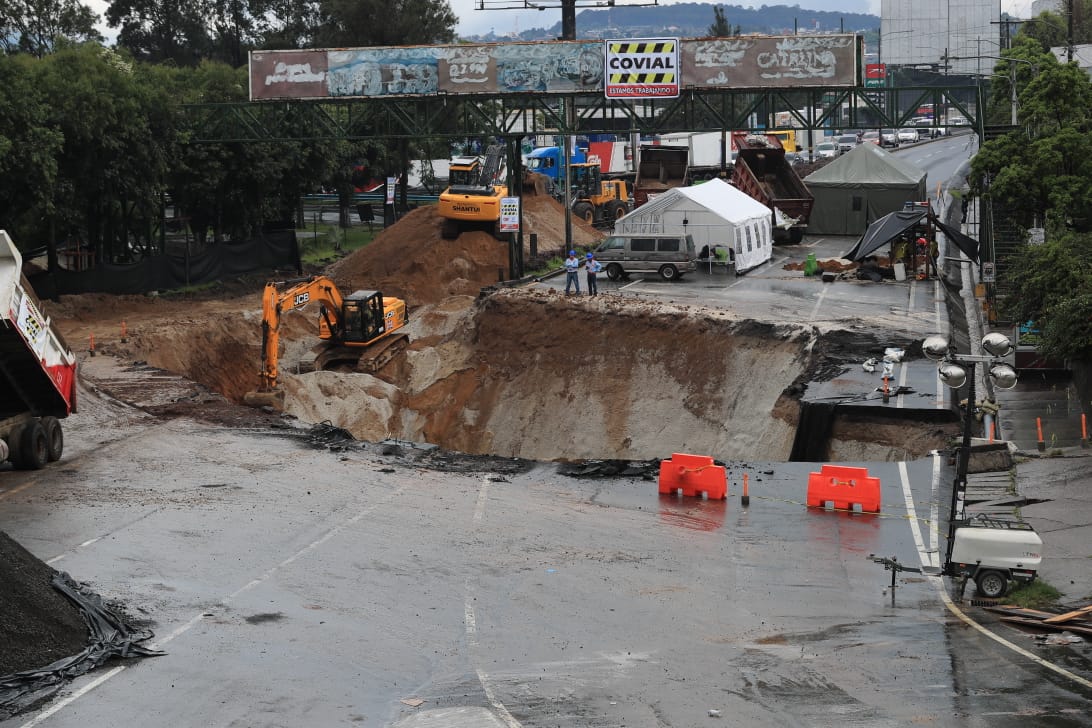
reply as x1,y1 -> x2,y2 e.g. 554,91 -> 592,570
803,143 -> 927,235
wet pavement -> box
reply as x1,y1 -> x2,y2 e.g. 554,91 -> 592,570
3,133 -> 1092,725
2,418 -> 1090,727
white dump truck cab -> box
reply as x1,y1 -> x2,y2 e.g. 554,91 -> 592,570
949,515 -> 1042,598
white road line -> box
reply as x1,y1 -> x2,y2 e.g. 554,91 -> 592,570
474,476 -> 490,523
477,669 -> 524,728
18,666 -> 128,728
898,461 -> 929,561
806,285 -> 830,322
902,457 -> 1092,690
929,453 -> 941,567
897,358 -> 908,409
466,475 -> 523,727
20,488 -> 405,726
906,279 -> 916,316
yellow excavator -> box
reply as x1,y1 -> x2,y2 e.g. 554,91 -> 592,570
243,276 -> 408,408
437,144 -> 508,239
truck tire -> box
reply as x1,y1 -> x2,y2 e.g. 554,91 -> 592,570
14,421 -> 48,470
788,228 -> 804,244
659,264 -> 679,281
41,416 -> 63,462
606,200 -> 628,221
975,569 -> 1008,598
573,202 -> 594,224
606,263 -> 623,281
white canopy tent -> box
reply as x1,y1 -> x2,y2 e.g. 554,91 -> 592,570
613,178 -> 773,272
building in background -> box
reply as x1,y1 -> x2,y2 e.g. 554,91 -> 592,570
880,0 -> 1000,76
1032,0 -> 1064,14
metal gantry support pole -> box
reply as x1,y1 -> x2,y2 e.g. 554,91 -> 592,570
945,361 -> 976,571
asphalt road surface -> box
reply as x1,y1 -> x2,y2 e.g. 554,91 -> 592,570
3,134 -> 1090,727
3,416 -> 1090,727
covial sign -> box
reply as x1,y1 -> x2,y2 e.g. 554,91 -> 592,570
604,38 -> 680,99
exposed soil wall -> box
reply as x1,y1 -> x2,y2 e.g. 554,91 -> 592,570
281,289 -> 807,460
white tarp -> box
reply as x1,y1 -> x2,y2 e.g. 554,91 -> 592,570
613,178 -> 773,272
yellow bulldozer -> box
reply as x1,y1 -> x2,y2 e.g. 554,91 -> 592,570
244,276 -> 409,409
569,162 -> 631,227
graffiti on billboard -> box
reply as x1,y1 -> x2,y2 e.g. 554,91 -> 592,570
249,35 -> 858,101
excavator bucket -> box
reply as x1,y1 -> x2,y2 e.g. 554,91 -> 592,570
243,389 -> 285,410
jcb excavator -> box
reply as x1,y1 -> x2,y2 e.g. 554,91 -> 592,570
437,144 -> 508,239
243,276 -> 408,409
569,161 -> 630,227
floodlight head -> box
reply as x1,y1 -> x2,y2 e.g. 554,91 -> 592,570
982,332 -> 1015,358
989,363 -> 1018,390
922,335 -> 950,361
938,363 -> 968,389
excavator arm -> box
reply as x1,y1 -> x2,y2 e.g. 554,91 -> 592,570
256,276 -> 345,393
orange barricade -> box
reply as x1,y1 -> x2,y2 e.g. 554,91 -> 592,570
806,464 -> 880,513
658,453 -> 727,500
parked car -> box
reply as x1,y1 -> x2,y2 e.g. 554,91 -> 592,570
861,130 -> 881,145
897,128 -> 920,144
815,142 -> 838,159
949,115 -> 969,126
836,134 -> 858,152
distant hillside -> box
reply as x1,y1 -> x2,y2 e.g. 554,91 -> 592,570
469,2 -> 878,42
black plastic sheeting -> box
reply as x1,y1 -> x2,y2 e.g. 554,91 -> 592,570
844,209 -> 981,264
0,572 -> 165,719
27,230 -> 300,298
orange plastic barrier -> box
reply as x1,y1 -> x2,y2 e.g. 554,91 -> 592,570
658,453 -> 727,500
806,464 -> 880,513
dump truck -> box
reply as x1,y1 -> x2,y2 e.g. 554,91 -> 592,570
632,144 -> 689,209
1,230 -> 77,470
731,132 -> 814,244
656,132 -> 734,183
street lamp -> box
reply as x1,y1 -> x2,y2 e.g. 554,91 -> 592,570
943,54 -> 1037,125
923,332 -> 1018,569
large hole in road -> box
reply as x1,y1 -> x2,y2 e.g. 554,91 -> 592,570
90,205 -> 957,463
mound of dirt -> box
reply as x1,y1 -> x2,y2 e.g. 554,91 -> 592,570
0,532 -> 87,676
326,202 -> 603,306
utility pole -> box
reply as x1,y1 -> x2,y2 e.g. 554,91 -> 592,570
1068,0 -> 1075,63
562,0 -> 575,249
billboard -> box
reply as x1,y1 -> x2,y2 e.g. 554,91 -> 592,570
880,0 -> 999,76
604,38 -> 680,99
250,35 -> 859,101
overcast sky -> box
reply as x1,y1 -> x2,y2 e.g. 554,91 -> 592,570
84,0 -> 1036,42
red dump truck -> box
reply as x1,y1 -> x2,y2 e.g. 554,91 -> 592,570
632,144 -> 689,208
1,230 -> 77,470
731,132 -> 813,244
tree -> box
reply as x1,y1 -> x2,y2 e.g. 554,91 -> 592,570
998,232 -> 1092,361
315,0 -> 457,47
0,0 -> 103,57
105,0 -> 213,66
707,5 -> 739,37
0,54 -> 64,246
1018,0 -> 1092,52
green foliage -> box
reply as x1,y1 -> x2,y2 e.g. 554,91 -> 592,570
314,0 -> 457,47
0,0 -> 104,57
1019,1 -> 1092,51
707,6 -> 740,37
1004,579 -> 1062,609
997,232 -> 1092,361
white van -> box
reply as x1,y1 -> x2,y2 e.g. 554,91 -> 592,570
594,233 -> 697,281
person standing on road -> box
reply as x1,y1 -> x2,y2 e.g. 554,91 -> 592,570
585,252 -> 602,296
564,250 -> 581,295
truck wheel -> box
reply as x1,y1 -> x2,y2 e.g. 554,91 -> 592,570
573,202 -> 594,224
659,264 -> 679,281
15,421 -> 48,470
41,416 -> 63,462
606,263 -> 623,281
975,569 -> 1008,598
788,228 -> 804,244
606,200 -> 628,220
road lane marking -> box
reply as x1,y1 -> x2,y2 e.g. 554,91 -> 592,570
19,484 -> 406,726
901,457 -> 1092,691
806,285 -> 830,322
465,475 -> 523,728
929,454 -> 941,568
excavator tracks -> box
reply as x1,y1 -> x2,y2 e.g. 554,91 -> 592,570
313,333 -> 410,375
